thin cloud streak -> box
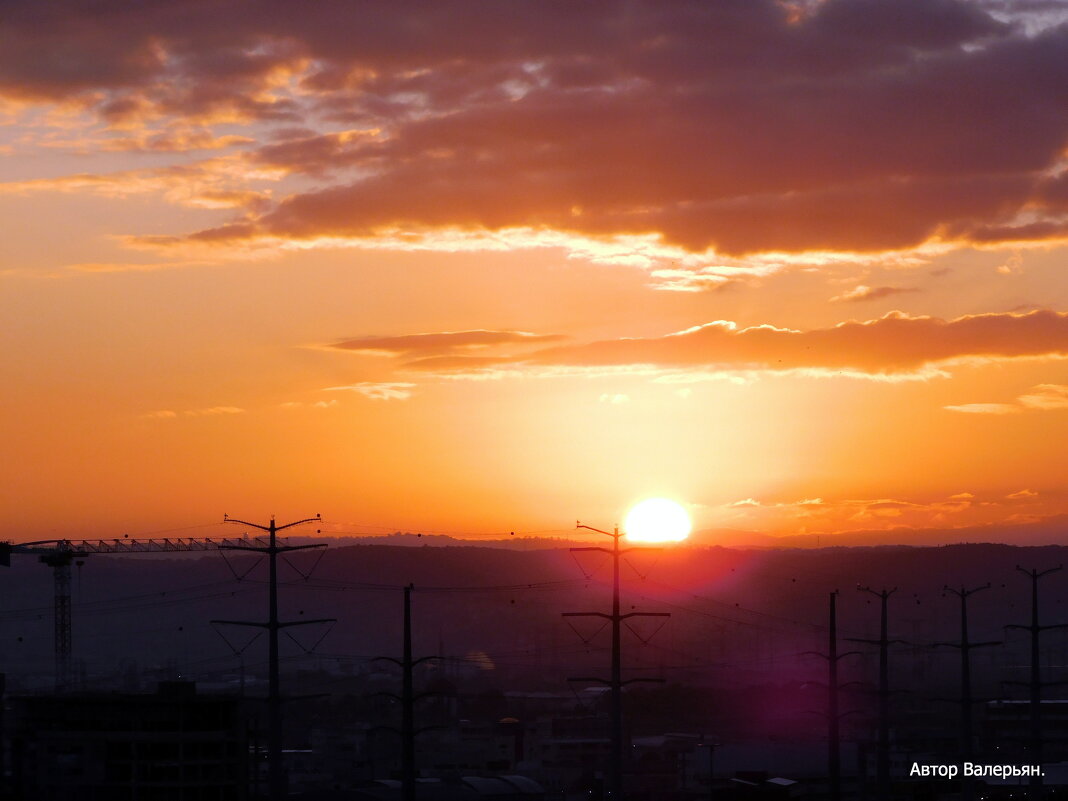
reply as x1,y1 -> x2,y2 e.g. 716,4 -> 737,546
945,383 -> 1068,414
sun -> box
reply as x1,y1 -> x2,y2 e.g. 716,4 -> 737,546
623,498 -> 692,543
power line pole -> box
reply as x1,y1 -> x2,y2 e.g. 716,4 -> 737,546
806,592 -> 859,801
1006,565 -> 1064,798
402,584 -> 416,801
564,523 -> 669,800
373,585 -> 440,801
213,514 -> 332,801
849,586 -> 899,799
939,583 -> 998,801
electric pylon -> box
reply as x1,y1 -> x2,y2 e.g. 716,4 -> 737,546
372,584 -> 441,801
806,591 -> 861,801
938,583 -> 999,801
848,586 -> 901,798
563,522 -> 669,800
1006,565 -> 1065,798
212,514 -> 333,801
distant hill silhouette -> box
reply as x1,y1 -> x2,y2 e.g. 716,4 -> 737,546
292,512 -> 1068,550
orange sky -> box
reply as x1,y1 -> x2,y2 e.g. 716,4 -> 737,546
3,0 -> 1068,544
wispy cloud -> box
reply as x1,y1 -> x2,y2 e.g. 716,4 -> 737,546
279,400 -> 338,410
945,383 -> 1068,414
829,285 -> 918,303
943,403 -> 1020,415
324,382 -> 416,401
328,330 -> 564,357
142,405 -> 245,419
719,488 -> 1050,534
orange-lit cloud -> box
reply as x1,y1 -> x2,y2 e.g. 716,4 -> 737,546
323,382 -> 416,401
142,406 -> 245,419
0,158 -> 277,211
390,311 -> 1068,378
719,487 -> 1053,535
328,330 -> 565,357
945,383 -> 1068,414
830,285 -> 918,303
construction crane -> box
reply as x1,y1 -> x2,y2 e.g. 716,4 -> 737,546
8,534 -> 279,691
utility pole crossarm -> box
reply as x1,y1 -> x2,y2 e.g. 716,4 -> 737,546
278,618 -> 335,628
223,515 -> 272,531
803,649 -> 863,662
212,619 -> 269,628
272,515 -> 322,531
220,542 -> 325,554
576,522 -> 613,536
1016,564 -> 1062,580
222,514 -> 325,533
858,586 -> 898,596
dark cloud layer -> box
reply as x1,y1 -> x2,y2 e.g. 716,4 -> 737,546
6,0 -> 1068,254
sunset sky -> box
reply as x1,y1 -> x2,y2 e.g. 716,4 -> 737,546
4,0 -> 1068,544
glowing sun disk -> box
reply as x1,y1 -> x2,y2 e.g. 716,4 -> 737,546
624,498 -> 691,543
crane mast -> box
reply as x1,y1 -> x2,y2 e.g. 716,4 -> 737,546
9,535 -> 277,692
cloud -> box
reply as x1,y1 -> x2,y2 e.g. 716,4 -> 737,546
7,1 -> 1068,256
1007,488 -> 1039,500
142,410 -> 178,420
0,157 -> 278,211
1017,383 -> 1068,410
830,285 -> 918,303
328,330 -> 565,357
279,400 -> 338,410
598,393 -> 630,405
943,402 -> 1020,414
324,382 -> 415,401
142,405 -> 244,418
996,253 -> 1024,275
400,310 -> 1068,379
716,488 -> 1063,535
646,268 -> 739,293
184,406 -> 245,416
944,382 -> 1068,414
